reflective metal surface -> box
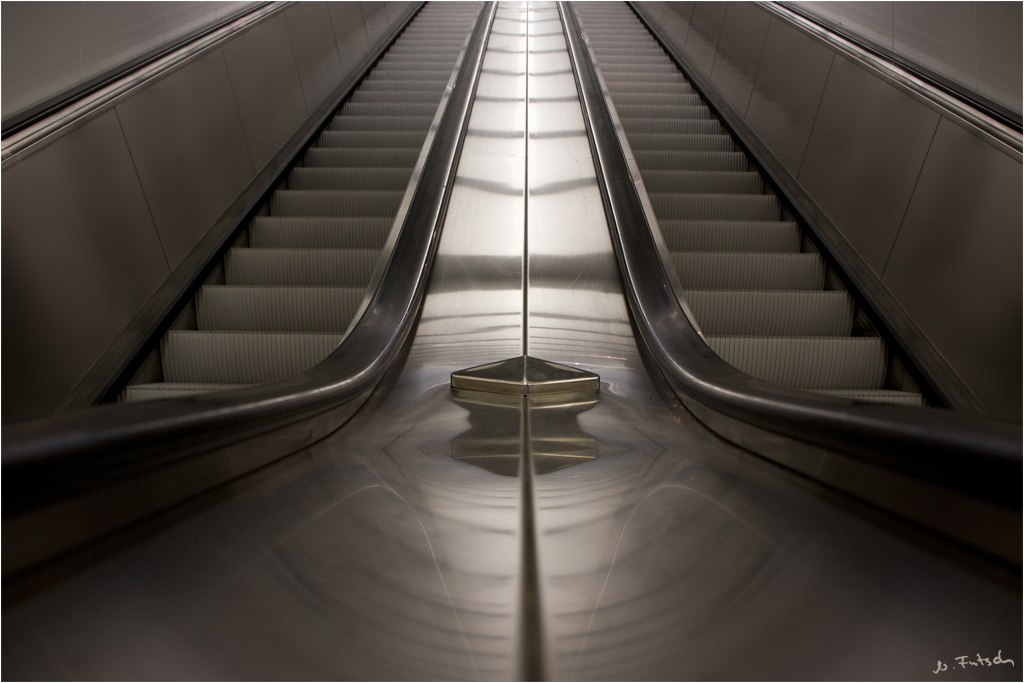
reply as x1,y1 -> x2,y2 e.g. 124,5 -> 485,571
2,3 -> 1021,680
708,2 -> 770,115
284,3 -> 344,112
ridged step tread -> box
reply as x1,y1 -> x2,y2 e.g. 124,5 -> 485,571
810,389 -> 924,406
270,190 -> 403,217
642,170 -> 762,194
317,130 -> 426,149
224,249 -> 380,286
660,220 -> 800,252
635,150 -> 748,172
162,331 -> 343,384
303,148 -> 419,168
289,167 -> 412,191
195,286 -> 365,332
671,252 -> 824,290
706,336 -> 886,390
120,383 -> 250,403
683,290 -> 853,336
326,116 -> 433,132
649,192 -> 780,220
250,217 -> 391,249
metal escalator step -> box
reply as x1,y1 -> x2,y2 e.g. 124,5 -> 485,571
341,102 -> 439,117
683,290 -> 853,336
660,220 -> 800,252
357,79 -> 447,92
349,90 -> 446,104
288,167 -> 412,191
616,104 -> 712,120
224,248 -> 380,286
650,192 -> 780,220
810,388 -> 925,406
706,336 -> 886,390
628,133 -> 735,152
601,72 -> 687,85
375,60 -> 459,71
250,217 -> 391,249
622,118 -> 723,136
671,252 -> 825,290
612,92 -> 703,107
317,130 -> 426,148
270,190 -> 403,217
593,55 -> 676,67
642,170 -> 762,194
161,331 -> 343,384
635,150 -> 748,172
195,286 -> 365,332
120,382 -> 251,403
365,70 -> 451,82
604,81 -> 695,95
598,63 -> 680,75
303,148 -> 419,168
326,116 -> 433,132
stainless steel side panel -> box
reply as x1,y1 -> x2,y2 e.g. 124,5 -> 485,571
327,2 -> 371,77
883,117 -> 1024,420
221,13 -> 310,171
797,54 -> 941,277
684,1 -> 728,78
284,2 -> 345,114
708,2 -> 771,116
360,1 -> 390,46
0,110 -> 170,421
115,48 -> 255,268
746,17 -> 835,176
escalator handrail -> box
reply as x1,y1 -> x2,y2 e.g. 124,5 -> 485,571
559,2 -> 1022,509
1,2 -> 498,519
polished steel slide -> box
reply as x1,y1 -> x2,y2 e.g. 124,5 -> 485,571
2,3 -> 1021,681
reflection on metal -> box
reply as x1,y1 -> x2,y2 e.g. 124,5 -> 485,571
451,388 -> 598,476
451,354 -> 600,396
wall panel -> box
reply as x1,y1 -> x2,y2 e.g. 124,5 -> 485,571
882,119 -> 1023,419
798,56 -> 939,276
746,18 -> 833,175
328,3 -> 371,77
1,111 -> 169,421
361,2 -> 390,46
116,49 -> 255,268
709,2 -> 770,115
286,3 -> 344,114
684,2 -> 727,77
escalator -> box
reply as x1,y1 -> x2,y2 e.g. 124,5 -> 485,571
123,2 -> 481,402
576,2 -> 923,406
2,2 -> 1021,680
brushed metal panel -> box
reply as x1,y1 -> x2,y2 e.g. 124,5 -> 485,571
360,2 -> 389,46
327,2 -> 370,77
683,1 -> 727,78
163,2 -> 222,41
835,1 -> 893,50
1,1 -> 82,119
746,17 -> 834,176
1,110 -> 169,422
384,1 -> 413,25
798,55 -> 940,276
658,1 -> 695,48
636,1 -> 667,24
285,2 -> 344,113
882,118 -> 1022,420
977,2 -> 1023,115
116,48 -> 254,269
709,2 -> 770,115
792,1 -> 841,25
222,13 -> 309,172
893,1 -> 976,92
81,2 -> 165,78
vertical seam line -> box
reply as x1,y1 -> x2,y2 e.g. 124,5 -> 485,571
115,108 -> 171,271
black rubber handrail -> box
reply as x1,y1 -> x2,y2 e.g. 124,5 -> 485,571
559,2 -> 1021,510
2,4 -> 497,522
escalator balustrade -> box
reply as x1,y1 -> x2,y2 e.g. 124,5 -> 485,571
122,2 -> 482,403
576,3 -> 923,406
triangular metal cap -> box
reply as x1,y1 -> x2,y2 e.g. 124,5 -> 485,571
451,355 -> 599,396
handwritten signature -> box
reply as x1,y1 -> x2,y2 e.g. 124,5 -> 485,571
934,651 -> 1015,673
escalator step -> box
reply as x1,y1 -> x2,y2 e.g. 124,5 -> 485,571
196,286 -> 364,333
349,90 -> 447,104
706,336 -> 886,390
810,388 -> 925,406
270,190 -> 403,217
622,118 -> 724,136
303,148 -> 419,168
224,248 -> 379,286
671,252 -> 825,290
162,331 -> 343,384
120,382 -> 250,403
627,133 -> 735,152
660,220 -> 800,252
642,170 -> 762,194
341,102 -> 440,117
615,104 -> 712,120
288,167 -> 412,191
601,71 -> 688,85
326,116 -> 434,132
649,192 -> 780,220
635,150 -> 748,172
250,217 -> 391,249
683,290 -> 853,336
604,81 -> 695,95
317,130 -> 426,148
